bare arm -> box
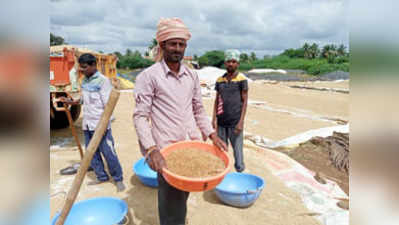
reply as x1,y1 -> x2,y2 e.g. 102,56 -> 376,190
212,92 -> 219,129
239,90 -> 248,124
234,84 -> 248,134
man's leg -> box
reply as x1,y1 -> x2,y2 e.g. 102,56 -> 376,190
98,129 -> 123,182
217,125 -> 229,147
228,127 -> 245,172
84,130 -> 109,182
158,173 -> 190,225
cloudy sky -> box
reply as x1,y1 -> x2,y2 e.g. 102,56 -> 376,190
50,0 -> 348,57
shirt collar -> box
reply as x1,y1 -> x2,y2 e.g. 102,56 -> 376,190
83,71 -> 100,83
161,59 -> 188,78
223,71 -> 239,80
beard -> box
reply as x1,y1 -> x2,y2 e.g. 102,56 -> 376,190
164,51 -> 184,63
226,67 -> 236,73
170,53 -> 183,62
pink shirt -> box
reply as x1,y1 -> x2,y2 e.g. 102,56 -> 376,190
133,60 -> 214,155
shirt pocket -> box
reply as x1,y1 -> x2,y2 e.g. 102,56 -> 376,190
89,91 -> 102,106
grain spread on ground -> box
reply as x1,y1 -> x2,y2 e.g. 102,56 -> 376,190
165,148 -> 225,178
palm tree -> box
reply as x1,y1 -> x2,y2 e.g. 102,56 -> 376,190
321,44 -> 337,58
337,44 -> 347,56
126,48 -> 133,56
309,43 -> 320,59
240,53 -> 249,62
302,43 -> 310,59
250,52 -> 257,61
149,38 -> 158,50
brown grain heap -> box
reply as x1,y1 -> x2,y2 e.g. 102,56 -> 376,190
165,148 -> 225,178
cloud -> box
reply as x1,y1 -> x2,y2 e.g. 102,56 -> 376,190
50,0 -> 348,57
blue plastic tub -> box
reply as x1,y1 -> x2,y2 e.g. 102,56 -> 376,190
22,194 -> 49,225
51,197 -> 127,225
214,172 -> 264,207
133,157 -> 158,187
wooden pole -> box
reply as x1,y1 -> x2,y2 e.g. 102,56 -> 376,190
55,89 -> 120,225
64,104 -> 84,159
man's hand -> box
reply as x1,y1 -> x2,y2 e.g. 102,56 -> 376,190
111,78 -> 121,89
212,118 -> 217,130
234,122 -> 243,134
209,132 -> 227,151
201,132 -> 208,141
146,147 -> 166,173
59,97 -> 79,105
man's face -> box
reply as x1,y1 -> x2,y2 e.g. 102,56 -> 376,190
161,38 -> 187,63
225,59 -> 239,73
79,63 -> 97,77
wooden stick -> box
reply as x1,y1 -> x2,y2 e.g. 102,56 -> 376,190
56,89 -> 120,225
64,104 -> 84,159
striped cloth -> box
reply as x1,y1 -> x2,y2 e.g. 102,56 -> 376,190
217,94 -> 224,115
153,17 -> 191,62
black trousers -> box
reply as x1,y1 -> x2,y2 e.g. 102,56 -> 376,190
158,173 -> 190,225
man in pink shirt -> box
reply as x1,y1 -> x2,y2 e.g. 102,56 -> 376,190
133,18 -> 227,225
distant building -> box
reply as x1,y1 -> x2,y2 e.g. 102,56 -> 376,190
183,56 -> 199,69
184,56 -> 193,61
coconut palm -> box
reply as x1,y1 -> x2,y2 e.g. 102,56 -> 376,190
337,44 -> 347,56
149,38 -> 158,50
309,43 -> 320,59
321,44 -> 338,59
250,52 -> 257,61
302,43 -> 310,59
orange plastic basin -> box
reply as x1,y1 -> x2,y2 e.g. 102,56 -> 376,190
160,141 -> 231,192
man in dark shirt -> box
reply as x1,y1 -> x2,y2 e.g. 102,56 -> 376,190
212,49 -> 248,172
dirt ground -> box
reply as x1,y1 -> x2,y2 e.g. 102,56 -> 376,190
284,141 -> 349,195
247,82 -> 349,121
50,80 -> 349,225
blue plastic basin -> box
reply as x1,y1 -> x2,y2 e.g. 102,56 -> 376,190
133,158 -> 158,187
214,172 -> 264,207
51,197 -> 127,225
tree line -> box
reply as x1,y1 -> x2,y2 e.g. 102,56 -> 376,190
197,43 -> 349,75
50,33 -> 349,75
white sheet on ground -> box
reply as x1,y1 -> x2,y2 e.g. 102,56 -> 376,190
248,68 -> 287,74
245,124 -> 349,149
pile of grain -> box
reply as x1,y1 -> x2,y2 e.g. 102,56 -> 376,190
165,148 -> 225,178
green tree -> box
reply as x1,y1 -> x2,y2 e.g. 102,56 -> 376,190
240,53 -> 249,62
309,43 -> 320,59
149,38 -> 158,50
193,54 -> 198,61
198,50 -> 225,67
50,33 -> 66,46
113,51 -> 122,59
250,52 -> 257,61
133,50 -> 141,58
337,44 -> 347,56
281,48 -> 304,58
302,43 -> 310,59
321,44 -> 337,59
126,49 -> 133,56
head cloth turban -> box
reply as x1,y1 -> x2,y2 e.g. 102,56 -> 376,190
152,18 -> 191,62
225,49 -> 241,62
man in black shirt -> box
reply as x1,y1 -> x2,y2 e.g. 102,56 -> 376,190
212,49 -> 248,172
